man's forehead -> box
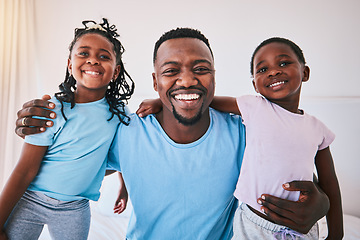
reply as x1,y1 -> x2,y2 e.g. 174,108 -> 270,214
156,38 -> 213,65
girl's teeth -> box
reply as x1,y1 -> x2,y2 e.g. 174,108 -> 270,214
269,81 -> 284,87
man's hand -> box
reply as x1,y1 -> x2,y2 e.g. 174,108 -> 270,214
0,231 -> 8,240
258,181 -> 329,234
15,95 -> 56,138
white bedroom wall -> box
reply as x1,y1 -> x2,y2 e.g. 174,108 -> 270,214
3,0 -> 359,217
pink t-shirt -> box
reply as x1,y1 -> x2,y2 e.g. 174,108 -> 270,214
234,95 -> 335,214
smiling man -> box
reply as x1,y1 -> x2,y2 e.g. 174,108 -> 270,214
15,28 -> 329,240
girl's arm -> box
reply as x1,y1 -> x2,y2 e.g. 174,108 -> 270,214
113,172 -> 128,214
0,143 -> 47,234
210,96 -> 241,115
315,147 -> 343,239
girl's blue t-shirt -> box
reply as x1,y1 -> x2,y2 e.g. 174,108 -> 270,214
25,97 -> 126,201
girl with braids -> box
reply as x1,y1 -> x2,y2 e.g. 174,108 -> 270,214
0,18 -> 134,240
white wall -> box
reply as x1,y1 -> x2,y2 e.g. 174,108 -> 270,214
24,0 -> 360,217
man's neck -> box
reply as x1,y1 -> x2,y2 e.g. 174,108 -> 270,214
155,109 -> 211,144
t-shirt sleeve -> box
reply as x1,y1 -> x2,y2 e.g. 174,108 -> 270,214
24,97 -> 64,146
106,125 -> 122,172
318,121 -> 336,150
235,95 -> 260,122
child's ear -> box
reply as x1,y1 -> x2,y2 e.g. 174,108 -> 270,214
113,65 -> 121,80
252,79 -> 259,93
302,66 -> 310,83
67,58 -> 72,75
152,73 -> 158,92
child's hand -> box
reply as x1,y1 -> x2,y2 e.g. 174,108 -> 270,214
136,98 -> 162,117
113,186 -> 128,214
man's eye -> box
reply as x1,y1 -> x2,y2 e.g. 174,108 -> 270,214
162,69 -> 179,76
194,67 -> 211,75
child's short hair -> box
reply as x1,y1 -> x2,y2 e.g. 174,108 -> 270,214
250,37 -> 306,77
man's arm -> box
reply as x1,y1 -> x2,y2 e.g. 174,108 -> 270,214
257,180 -> 329,234
15,95 -> 56,138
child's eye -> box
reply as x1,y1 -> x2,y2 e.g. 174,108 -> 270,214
280,61 -> 291,67
256,67 -> 267,74
100,55 -> 111,60
78,52 -> 88,56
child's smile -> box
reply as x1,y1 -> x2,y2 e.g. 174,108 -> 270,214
68,33 -> 120,103
252,42 -> 309,113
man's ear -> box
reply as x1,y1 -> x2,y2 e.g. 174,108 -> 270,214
302,66 -> 310,83
152,73 -> 158,92
252,80 -> 259,93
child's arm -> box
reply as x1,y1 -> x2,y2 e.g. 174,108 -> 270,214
136,98 -> 163,118
315,147 -> 343,239
113,172 -> 128,214
0,143 -> 47,236
210,96 -> 241,115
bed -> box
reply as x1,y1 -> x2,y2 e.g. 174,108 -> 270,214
38,173 -> 360,239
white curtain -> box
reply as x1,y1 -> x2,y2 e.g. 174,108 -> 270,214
0,0 -> 37,190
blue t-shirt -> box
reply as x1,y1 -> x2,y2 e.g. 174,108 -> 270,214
25,97 -> 124,201
108,108 -> 246,240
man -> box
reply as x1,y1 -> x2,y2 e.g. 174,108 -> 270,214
15,28 -> 329,239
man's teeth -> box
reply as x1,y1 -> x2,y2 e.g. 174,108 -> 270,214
84,71 -> 100,75
269,81 -> 285,87
175,94 -> 200,100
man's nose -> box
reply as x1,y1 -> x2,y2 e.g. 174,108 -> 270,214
176,71 -> 197,88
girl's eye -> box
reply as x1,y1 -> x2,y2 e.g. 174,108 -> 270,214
78,52 -> 88,56
100,55 -> 111,60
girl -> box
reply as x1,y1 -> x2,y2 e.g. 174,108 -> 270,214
0,18 -> 133,240
137,37 -> 343,239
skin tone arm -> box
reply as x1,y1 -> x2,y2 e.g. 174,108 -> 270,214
210,96 -> 241,115
0,143 -> 47,239
15,98 -> 330,234
113,172 -> 128,214
136,96 -> 242,117
315,147 -> 343,239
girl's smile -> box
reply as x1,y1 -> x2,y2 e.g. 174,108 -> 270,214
68,33 -> 120,103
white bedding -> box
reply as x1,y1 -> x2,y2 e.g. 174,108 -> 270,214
39,174 -> 360,239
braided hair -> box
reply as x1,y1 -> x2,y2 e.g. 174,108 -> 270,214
55,18 -> 134,125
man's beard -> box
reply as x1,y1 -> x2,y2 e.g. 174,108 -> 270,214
171,103 -> 204,126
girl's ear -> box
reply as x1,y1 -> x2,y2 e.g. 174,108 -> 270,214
252,79 -> 259,93
113,65 -> 121,80
152,73 -> 158,92
67,58 -> 72,75
302,66 -> 310,83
